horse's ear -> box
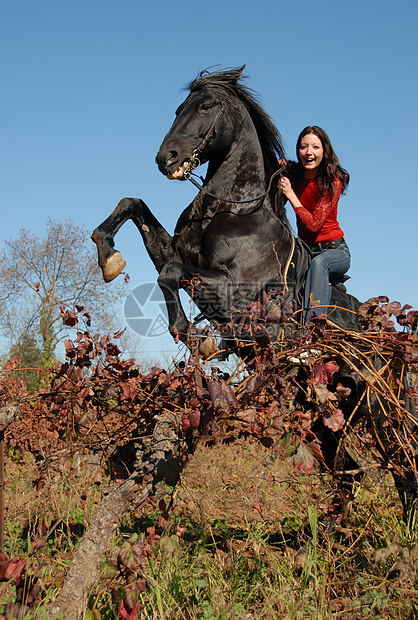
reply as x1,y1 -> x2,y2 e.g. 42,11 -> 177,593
231,65 -> 246,84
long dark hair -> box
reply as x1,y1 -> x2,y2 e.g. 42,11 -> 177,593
293,126 -> 349,196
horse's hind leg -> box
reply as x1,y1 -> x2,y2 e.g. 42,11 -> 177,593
92,197 -> 174,282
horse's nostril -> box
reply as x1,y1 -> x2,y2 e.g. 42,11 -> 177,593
156,148 -> 179,173
166,151 -> 179,166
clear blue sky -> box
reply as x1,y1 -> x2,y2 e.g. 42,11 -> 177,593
1,0 -> 417,358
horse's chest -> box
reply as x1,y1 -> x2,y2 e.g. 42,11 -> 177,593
202,216 -> 271,270
174,211 -> 281,273
202,228 -> 241,266
173,221 -> 235,267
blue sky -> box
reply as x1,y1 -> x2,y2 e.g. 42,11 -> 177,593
1,0 -> 417,358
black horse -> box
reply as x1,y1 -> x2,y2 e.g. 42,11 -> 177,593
92,67 -> 417,520
92,67 -> 358,347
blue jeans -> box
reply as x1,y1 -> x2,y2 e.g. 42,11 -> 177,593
304,243 -> 351,322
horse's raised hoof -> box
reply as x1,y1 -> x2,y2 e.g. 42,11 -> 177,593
100,251 -> 126,283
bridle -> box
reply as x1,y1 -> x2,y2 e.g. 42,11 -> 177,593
194,101 -> 226,156
180,102 -> 225,184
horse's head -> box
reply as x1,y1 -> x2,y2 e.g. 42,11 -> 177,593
156,67 -> 285,183
155,82 -> 234,181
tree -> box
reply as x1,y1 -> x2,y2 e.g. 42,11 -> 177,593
0,218 -> 132,366
8,333 -> 43,392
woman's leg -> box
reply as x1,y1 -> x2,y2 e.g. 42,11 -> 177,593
305,244 -> 351,322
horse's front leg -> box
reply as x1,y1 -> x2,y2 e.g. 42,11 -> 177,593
158,261 -> 238,345
92,198 -> 174,282
157,262 -> 194,342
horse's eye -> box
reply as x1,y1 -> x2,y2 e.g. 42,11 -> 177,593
200,103 -> 212,111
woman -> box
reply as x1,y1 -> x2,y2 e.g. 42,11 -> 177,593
278,126 -> 350,322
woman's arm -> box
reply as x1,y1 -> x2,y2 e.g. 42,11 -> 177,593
278,177 -> 341,233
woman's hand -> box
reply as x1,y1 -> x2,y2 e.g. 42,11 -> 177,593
277,176 -> 294,200
278,176 -> 305,213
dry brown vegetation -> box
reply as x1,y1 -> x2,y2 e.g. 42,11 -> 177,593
0,297 -> 417,619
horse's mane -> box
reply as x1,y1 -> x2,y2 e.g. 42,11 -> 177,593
187,67 -> 290,225
188,66 -> 286,163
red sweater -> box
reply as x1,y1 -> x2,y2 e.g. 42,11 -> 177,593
292,176 -> 344,244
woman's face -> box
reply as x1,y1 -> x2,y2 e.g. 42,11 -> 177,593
298,133 -> 324,177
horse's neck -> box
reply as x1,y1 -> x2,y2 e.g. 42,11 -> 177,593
205,117 -> 266,203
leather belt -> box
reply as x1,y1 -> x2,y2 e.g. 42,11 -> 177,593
308,237 -> 346,252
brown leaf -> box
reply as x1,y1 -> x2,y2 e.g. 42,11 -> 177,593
323,409 -> 345,431
208,380 -> 238,413
314,383 -> 335,405
294,442 -> 314,473
336,383 -> 352,399
310,361 -> 339,386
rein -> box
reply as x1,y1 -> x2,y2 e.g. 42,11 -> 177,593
185,165 -> 285,205
183,165 -> 286,227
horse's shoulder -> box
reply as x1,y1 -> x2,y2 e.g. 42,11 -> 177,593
174,200 -> 202,233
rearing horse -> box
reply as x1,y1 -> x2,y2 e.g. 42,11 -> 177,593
92,66 -> 357,344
